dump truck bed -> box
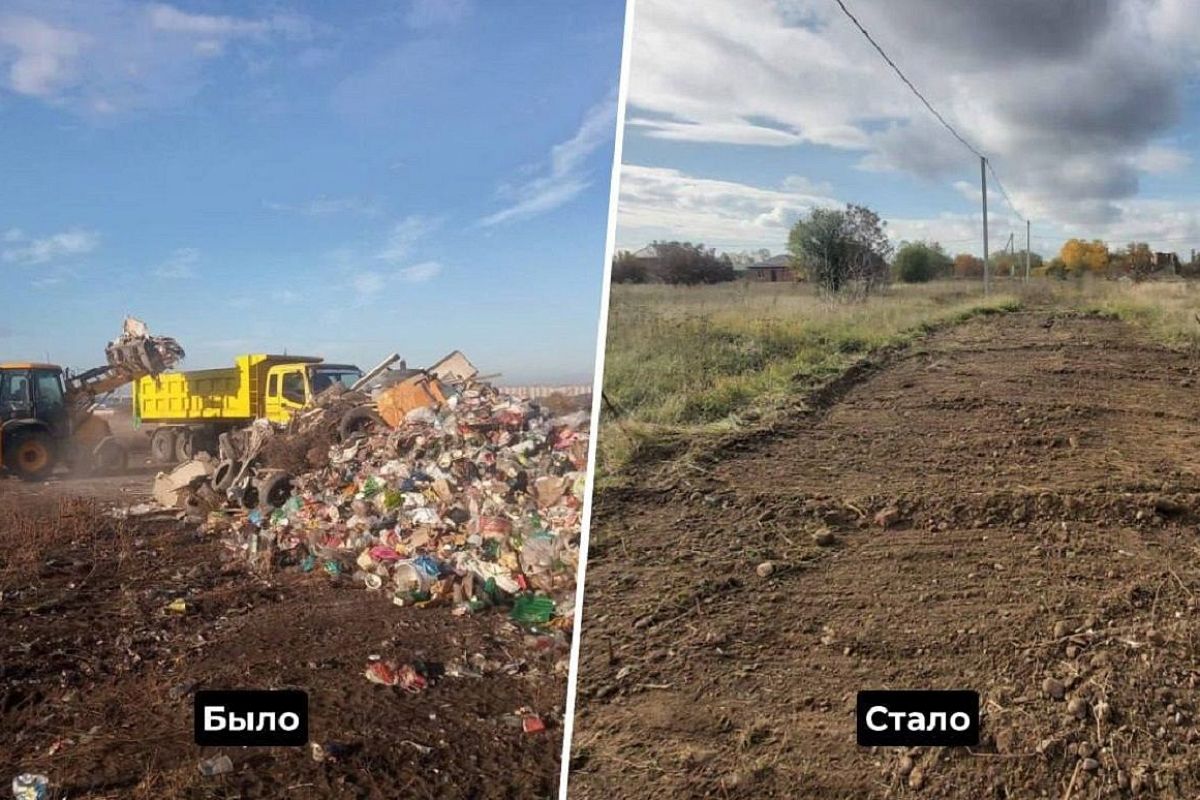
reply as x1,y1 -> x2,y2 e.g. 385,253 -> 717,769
134,354 -> 320,424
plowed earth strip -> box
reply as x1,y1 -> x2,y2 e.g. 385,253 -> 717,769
572,311 -> 1200,799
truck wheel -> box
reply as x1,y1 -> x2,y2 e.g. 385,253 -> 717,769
338,407 -> 384,441
174,428 -> 195,462
5,430 -> 56,481
150,427 -> 177,464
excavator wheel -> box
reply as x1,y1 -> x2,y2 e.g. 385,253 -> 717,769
150,427 -> 177,464
4,430 -> 56,481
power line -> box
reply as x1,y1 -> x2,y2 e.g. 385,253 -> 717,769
985,163 -> 1025,224
833,0 -> 1026,225
832,0 -> 981,159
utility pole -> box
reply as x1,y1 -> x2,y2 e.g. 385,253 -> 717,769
1025,220 -> 1031,283
981,156 -> 990,295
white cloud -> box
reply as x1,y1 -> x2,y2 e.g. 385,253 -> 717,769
398,261 -> 442,282
627,116 -> 808,147
351,270 -> 385,300
1131,144 -> 1191,174
2,227 -> 99,264
0,15 -> 89,97
327,217 -> 444,301
375,215 -> 439,263
193,40 -> 223,58
624,0 -> 1200,230
264,196 -> 383,218
614,164 -> 1031,257
3,228 -> 23,242
481,89 -> 617,226
147,5 -> 281,37
152,246 -> 198,279
615,164 -> 840,251
405,0 -> 471,30
0,2 -> 311,115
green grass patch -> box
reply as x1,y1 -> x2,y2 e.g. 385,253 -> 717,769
1043,278 -> 1200,349
599,280 -> 1022,477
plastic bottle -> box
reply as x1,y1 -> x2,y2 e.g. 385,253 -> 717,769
11,774 -> 48,800
510,594 -> 555,625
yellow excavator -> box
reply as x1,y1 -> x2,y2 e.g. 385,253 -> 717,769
0,318 -> 184,480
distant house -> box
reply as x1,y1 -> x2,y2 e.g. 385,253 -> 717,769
744,254 -> 795,282
628,244 -> 665,273
1152,251 -> 1180,275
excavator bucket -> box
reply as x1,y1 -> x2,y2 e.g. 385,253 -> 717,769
104,317 -> 185,378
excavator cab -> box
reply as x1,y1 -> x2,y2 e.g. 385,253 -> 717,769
0,318 -> 183,481
0,363 -> 70,480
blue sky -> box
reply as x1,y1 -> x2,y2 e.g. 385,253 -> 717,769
0,0 -> 623,384
615,0 -> 1200,262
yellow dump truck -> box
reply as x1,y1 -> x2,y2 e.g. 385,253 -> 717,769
134,354 -> 361,463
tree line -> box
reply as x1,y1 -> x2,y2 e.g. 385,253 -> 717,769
613,204 -> 1199,294
611,242 -> 736,285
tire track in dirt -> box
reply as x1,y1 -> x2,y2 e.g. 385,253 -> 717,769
571,311 -> 1200,799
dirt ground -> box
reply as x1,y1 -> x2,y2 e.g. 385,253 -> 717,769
571,311 -> 1200,799
0,423 -> 565,798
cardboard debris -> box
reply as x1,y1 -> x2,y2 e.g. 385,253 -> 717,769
427,350 -> 478,383
152,458 -> 213,508
375,374 -> 448,427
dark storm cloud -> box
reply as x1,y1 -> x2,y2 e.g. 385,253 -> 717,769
991,54 -> 1179,143
851,0 -> 1189,224
867,0 -> 1119,65
632,0 -> 1199,232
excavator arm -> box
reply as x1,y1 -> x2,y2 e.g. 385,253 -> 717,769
64,317 -> 185,424
2,317 -> 184,479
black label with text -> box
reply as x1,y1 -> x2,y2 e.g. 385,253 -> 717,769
856,690 -> 979,746
194,690 -> 308,747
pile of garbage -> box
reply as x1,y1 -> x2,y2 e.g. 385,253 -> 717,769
163,352 -> 589,636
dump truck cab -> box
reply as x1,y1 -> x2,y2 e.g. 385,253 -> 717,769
263,361 -> 362,423
0,362 -> 70,479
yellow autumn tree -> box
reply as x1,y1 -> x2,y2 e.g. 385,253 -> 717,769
1059,239 -> 1109,274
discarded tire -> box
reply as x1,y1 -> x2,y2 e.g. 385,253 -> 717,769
237,481 -> 260,510
256,470 -> 295,510
210,459 -> 241,492
338,407 -> 384,441
150,427 -> 177,464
